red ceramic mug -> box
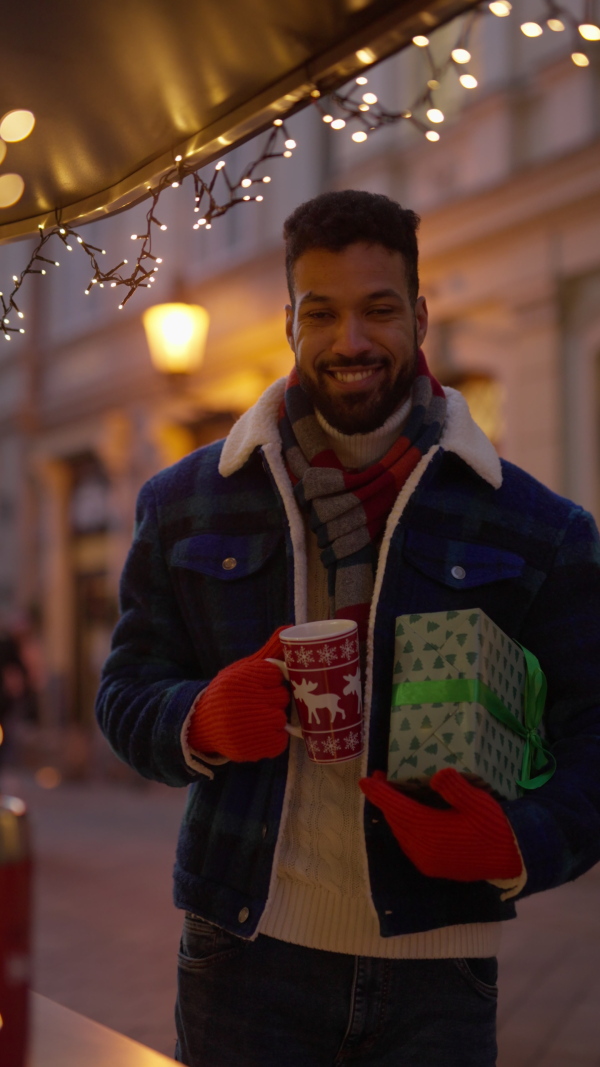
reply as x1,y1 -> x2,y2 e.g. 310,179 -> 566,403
269,620 -> 364,764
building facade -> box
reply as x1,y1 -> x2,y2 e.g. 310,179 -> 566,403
0,6 -> 598,773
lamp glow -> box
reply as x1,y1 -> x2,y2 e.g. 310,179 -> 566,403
451,48 -> 471,63
0,109 -> 35,142
489,0 -> 511,14
547,18 -> 565,30
571,51 -> 590,64
426,108 -> 445,123
413,35 -> 429,46
459,73 -> 478,88
142,302 -> 210,375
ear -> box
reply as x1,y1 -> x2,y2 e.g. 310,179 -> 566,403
285,304 -> 295,352
415,296 -> 428,347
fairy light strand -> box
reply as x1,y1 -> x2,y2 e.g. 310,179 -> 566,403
1,0 -> 597,340
0,122 -> 295,337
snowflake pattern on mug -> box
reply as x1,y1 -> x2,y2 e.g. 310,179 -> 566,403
283,646 -> 295,666
339,637 -> 358,661
306,737 -> 320,758
344,730 -> 361,751
317,644 -> 338,665
322,736 -> 342,757
294,646 -> 315,668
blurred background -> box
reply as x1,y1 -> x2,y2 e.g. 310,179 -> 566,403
0,0 -> 599,1062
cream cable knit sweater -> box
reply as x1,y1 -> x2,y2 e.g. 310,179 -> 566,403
258,404 -> 501,958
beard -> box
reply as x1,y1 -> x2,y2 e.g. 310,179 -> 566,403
296,334 -> 420,435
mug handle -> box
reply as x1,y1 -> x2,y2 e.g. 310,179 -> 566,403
266,658 -> 303,738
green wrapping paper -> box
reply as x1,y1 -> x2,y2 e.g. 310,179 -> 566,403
388,609 -> 554,801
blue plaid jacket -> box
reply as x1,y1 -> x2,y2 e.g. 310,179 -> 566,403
96,385 -> 600,940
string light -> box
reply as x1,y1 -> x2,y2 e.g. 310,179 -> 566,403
579,22 -> 600,39
521,21 -> 543,35
2,1 -> 598,340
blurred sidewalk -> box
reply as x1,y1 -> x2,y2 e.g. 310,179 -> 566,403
2,767 -> 600,1064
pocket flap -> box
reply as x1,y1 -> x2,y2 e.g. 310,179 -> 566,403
404,530 -> 525,589
169,530 -> 282,580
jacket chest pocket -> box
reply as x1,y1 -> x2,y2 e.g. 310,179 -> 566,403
403,530 -> 525,592
168,530 -> 287,668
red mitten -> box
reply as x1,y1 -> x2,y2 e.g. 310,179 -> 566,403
359,768 -> 522,882
188,628 -> 290,762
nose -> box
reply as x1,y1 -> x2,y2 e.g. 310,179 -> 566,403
330,314 -> 372,359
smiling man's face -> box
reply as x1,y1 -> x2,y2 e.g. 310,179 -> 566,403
285,241 -> 428,434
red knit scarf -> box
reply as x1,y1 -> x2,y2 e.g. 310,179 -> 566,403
278,351 -> 446,646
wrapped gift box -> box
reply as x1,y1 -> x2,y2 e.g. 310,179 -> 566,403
388,609 -> 549,801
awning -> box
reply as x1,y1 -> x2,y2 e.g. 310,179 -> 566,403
0,0 -> 478,241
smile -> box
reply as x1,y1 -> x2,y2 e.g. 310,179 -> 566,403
328,366 -> 383,384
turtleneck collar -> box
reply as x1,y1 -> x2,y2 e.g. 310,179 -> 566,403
315,395 -> 413,470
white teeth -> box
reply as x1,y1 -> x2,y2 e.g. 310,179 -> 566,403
332,369 -> 375,382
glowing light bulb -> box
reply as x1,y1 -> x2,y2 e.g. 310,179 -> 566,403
547,18 -> 565,30
322,114 -> 333,123
331,118 -> 346,129
426,108 -> 444,123
352,131 -> 368,142
59,228 -> 66,235
355,48 -> 375,64
243,195 -> 251,201
0,173 -> 25,207
413,35 -> 430,47
0,109 -> 35,142
356,76 -> 368,85
571,51 -> 590,65
459,73 -> 478,88
241,178 -> 252,188
451,48 -> 471,63
77,236 -> 83,243
427,79 -> 440,89
359,103 -> 370,111
489,0 -> 511,14
273,119 -> 283,126
215,160 -> 226,169
256,195 -> 264,201
362,92 -> 378,104
172,181 -> 180,188
285,139 -> 296,149
521,22 -> 543,36
131,234 -> 138,240
425,130 -> 440,142
283,150 -> 292,157
175,154 -> 182,162
311,89 -> 321,98
579,22 -> 600,39
262,175 -> 271,182
160,224 -> 167,231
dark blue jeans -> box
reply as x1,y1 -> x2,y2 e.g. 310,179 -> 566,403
174,913 -> 498,1066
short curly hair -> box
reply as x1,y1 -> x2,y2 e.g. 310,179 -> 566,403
283,190 -> 420,307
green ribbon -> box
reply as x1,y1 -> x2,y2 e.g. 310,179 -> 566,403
391,644 -> 555,791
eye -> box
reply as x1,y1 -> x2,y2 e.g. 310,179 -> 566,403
369,305 -> 395,316
306,310 -> 332,320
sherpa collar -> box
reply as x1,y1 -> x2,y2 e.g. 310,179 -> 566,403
219,377 -> 502,489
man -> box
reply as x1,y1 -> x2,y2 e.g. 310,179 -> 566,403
96,190 -> 600,1066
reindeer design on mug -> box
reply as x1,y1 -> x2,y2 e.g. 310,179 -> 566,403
342,669 -> 362,714
291,678 -> 346,725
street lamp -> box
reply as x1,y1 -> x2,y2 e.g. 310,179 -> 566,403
142,301 -> 210,375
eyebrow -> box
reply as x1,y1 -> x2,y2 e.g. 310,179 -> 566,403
298,287 -> 402,308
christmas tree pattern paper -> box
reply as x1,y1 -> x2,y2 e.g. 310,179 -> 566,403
388,610 -> 535,800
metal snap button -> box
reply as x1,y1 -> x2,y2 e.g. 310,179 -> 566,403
451,565 -> 466,580
222,557 -> 237,571
238,907 -> 250,923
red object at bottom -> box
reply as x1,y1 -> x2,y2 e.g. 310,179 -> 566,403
0,858 -> 31,1067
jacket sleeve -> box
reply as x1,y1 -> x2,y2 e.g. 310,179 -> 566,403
502,505 -> 600,897
95,478 -> 214,786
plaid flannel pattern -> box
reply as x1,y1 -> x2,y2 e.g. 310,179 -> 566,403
96,439 -> 600,939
